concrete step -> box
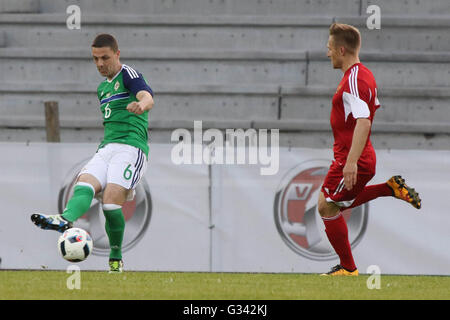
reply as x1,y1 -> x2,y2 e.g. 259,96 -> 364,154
0,83 -> 280,125
2,48 -> 450,88
281,85 -> 450,125
0,55 -> 306,86
37,0 -> 450,16
308,49 -> 450,87
0,91 -> 279,124
2,14 -> 450,51
308,60 -> 450,87
0,0 -> 39,13
39,0 -> 361,16
335,16 -> 450,51
363,0 -> 450,15
1,83 -> 449,131
253,119 -> 450,134
281,93 -> 450,125
0,14 -> 329,51
1,107 -> 449,135
2,47 -> 449,62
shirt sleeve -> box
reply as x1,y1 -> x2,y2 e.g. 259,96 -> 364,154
122,65 -> 154,97
343,75 -> 372,120
96,84 -> 102,102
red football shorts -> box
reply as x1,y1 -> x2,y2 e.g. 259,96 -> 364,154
321,160 -> 375,208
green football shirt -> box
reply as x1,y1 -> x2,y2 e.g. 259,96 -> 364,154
97,64 -> 153,156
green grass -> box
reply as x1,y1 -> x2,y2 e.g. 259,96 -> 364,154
0,270 -> 449,300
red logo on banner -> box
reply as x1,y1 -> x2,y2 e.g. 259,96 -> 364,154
274,160 -> 369,261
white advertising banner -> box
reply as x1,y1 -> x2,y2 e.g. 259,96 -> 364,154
211,148 -> 450,276
0,142 -> 449,275
0,143 -> 211,272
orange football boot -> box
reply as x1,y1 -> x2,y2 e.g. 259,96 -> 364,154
387,175 -> 421,209
320,265 -> 359,276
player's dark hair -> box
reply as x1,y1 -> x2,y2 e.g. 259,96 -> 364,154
92,33 -> 119,52
329,23 -> 361,55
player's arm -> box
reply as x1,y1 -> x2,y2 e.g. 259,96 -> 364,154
122,65 -> 154,115
127,90 -> 154,115
344,118 -> 371,190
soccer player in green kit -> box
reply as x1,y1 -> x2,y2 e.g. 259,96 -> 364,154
31,34 -> 154,273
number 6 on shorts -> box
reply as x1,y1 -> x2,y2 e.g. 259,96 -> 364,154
123,164 -> 133,180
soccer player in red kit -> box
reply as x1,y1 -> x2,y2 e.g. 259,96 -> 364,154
318,23 -> 421,276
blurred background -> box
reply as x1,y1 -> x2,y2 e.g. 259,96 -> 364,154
0,0 -> 449,148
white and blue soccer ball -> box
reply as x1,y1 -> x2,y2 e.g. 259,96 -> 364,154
57,228 -> 93,262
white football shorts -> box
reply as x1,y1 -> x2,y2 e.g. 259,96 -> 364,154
78,143 -> 148,195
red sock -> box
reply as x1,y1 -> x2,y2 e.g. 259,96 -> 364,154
345,183 -> 393,210
322,213 -> 356,271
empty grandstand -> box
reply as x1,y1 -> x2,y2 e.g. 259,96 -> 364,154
0,0 -> 449,149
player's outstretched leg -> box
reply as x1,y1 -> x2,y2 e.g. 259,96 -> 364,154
30,181 -> 96,233
61,182 -> 96,221
386,175 -> 421,209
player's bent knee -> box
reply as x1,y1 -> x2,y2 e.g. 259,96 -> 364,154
102,183 -> 129,206
102,196 -> 126,206
318,200 -> 332,217
102,194 -> 127,206
318,197 -> 340,218
317,192 -> 329,217
317,201 -> 327,217
77,174 -> 102,194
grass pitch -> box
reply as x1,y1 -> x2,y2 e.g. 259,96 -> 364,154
0,270 -> 449,300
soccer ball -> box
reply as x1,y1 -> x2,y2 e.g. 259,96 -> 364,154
57,228 -> 93,262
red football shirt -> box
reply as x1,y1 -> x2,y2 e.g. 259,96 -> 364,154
330,63 -> 380,174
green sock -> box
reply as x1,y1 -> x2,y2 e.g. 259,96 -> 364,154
61,183 -> 95,222
103,204 -> 125,260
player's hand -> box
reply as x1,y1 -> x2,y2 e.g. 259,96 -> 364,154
126,101 -> 145,115
343,162 -> 357,191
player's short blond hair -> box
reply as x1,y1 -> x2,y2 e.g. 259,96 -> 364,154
329,23 -> 361,55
